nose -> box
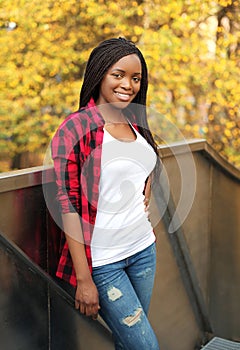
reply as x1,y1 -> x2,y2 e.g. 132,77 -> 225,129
120,76 -> 132,90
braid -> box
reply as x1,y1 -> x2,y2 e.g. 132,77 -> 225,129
79,37 -> 161,181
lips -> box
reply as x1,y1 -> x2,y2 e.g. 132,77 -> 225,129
114,91 -> 133,101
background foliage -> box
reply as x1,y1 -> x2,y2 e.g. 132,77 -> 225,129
0,0 -> 239,171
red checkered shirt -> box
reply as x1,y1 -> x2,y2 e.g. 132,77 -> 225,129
51,98 -> 138,287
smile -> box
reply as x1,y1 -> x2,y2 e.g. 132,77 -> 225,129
114,92 -> 133,100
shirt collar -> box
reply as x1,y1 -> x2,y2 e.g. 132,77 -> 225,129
86,97 -> 105,127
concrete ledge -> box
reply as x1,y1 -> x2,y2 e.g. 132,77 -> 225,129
0,139 -> 239,193
202,337 -> 240,349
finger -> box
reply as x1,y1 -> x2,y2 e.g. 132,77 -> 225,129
75,299 -> 80,310
79,303 -> 86,315
85,305 -> 96,317
86,304 -> 100,317
92,313 -> 98,321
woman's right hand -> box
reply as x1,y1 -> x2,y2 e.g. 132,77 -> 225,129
75,277 -> 100,320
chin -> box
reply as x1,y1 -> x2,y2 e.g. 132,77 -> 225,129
110,101 -> 131,109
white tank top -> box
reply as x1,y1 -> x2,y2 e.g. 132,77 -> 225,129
91,123 -> 157,267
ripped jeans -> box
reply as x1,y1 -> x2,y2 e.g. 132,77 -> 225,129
92,243 -> 160,350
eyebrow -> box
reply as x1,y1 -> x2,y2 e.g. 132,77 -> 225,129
111,68 -> 142,75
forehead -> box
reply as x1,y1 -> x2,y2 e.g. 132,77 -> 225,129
110,54 -> 141,71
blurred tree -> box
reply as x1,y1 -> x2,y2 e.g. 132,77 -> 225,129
141,0 -> 240,166
0,0 -> 239,170
207,0 -> 240,165
0,0 -> 144,168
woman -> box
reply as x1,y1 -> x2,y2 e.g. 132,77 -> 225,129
52,37 -> 160,350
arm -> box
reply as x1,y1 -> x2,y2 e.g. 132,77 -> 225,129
144,176 -> 152,215
62,212 -> 100,319
51,123 -> 99,319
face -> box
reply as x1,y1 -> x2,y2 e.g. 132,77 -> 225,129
96,54 -> 142,109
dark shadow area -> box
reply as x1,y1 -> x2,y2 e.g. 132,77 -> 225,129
0,233 -> 48,350
0,233 -> 114,350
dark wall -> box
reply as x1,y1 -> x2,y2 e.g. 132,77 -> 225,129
0,234 -> 114,350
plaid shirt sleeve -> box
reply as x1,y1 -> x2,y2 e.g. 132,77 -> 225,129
51,112 -> 89,286
51,104 -> 104,287
51,114 -> 82,214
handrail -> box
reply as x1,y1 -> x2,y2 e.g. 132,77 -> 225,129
158,139 -> 240,181
0,165 -> 54,193
0,139 -> 239,193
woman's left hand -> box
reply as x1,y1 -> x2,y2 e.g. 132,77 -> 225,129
144,197 -> 150,218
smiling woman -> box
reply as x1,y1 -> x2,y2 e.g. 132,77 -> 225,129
95,54 -> 143,142
51,37 -> 160,350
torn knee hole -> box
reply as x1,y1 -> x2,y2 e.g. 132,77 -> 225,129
107,286 -> 123,301
122,308 -> 143,327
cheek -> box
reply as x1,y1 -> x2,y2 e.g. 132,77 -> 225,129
104,79 -> 117,91
100,80 -> 112,95
135,84 -> 141,94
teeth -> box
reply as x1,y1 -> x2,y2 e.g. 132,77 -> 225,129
116,92 -> 130,98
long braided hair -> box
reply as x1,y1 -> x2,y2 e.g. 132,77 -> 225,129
79,37 -> 161,181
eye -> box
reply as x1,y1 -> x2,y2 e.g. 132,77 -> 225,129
133,76 -> 141,83
112,73 -> 123,79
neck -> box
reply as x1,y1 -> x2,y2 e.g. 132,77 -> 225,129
97,104 -> 126,124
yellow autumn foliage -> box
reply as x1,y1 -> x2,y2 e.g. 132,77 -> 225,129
0,0 -> 239,170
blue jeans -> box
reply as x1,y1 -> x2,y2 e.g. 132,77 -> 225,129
92,243 -> 160,350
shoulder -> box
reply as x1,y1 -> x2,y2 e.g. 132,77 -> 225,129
58,109 -> 90,132
54,107 -> 99,139
52,107 -> 104,154
56,98 -> 104,135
